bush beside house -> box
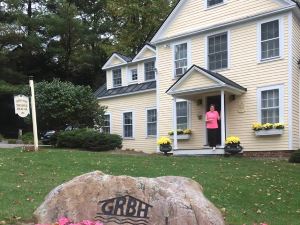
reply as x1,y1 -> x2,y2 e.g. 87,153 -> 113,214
289,150 -> 300,163
56,129 -> 122,151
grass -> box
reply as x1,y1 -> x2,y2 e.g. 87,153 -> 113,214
0,149 -> 300,225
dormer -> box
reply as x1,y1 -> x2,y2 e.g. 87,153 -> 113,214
102,44 -> 156,90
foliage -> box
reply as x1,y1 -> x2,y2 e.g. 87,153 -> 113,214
36,217 -> 104,225
252,123 -> 284,131
56,129 -> 122,151
289,149 -> 300,163
157,137 -> 172,145
22,132 -> 33,144
225,136 -> 241,145
7,139 -> 17,144
22,79 -> 106,131
0,149 -> 300,225
168,129 -> 192,135
0,134 -> 3,141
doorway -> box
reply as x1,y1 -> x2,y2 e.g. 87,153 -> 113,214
206,95 -> 222,146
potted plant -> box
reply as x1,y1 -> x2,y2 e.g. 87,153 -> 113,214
224,136 -> 243,155
253,122 -> 285,136
157,137 -> 172,155
168,129 -> 192,140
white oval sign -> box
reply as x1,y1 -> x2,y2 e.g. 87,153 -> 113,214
14,95 -> 30,118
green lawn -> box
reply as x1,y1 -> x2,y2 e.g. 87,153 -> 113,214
0,149 -> 299,225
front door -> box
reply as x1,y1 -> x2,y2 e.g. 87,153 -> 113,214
206,95 -> 222,146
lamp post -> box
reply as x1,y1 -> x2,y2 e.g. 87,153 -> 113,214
29,76 -> 39,151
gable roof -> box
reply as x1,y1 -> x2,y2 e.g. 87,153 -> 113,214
102,53 -> 132,70
95,81 -> 156,99
151,0 -> 297,44
132,44 -> 156,62
166,65 -> 247,94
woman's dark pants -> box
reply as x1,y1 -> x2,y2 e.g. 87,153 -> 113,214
207,128 -> 218,148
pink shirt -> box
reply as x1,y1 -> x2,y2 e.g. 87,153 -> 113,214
206,111 -> 219,129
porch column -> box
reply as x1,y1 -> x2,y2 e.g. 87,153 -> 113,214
172,97 -> 178,150
221,90 -> 226,147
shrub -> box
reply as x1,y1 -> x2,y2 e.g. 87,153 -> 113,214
289,149 -> 300,163
7,139 -> 17,144
0,134 -> 3,142
22,132 -> 33,144
56,129 -> 122,151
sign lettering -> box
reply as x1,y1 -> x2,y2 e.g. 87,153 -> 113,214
14,95 -> 30,118
95,195 -> 153,225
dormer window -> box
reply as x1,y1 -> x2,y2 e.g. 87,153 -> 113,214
113,68 -> 122,88
131,69 -> 138,82
145,61 -> 155,81
207,0 -> 224,7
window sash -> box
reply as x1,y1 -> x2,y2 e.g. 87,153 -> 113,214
123,112 -> 133,138
103,115 -> 110,134
260,20 -> 280,60
147,109 -> 157,136
176,101 -> 188,130
174,43 -> 188,76
113,69 -> 122,87
208,33 -> 228,70
260,89 -> 280,124
144,61 -> 155,81
131,69 -> 138,81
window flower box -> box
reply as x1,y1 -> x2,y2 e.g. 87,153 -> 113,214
170,134 -> 191,140
255,129 -> 284,136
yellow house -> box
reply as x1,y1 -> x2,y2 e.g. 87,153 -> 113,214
97,0 -> 300,156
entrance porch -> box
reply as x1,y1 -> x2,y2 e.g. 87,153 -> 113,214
166,65 -> 247,154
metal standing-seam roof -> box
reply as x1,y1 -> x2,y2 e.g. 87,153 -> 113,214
95,81 -> 156,99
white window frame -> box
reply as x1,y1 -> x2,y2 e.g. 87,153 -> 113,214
122,111 -> 135,139
144,60 -> 156,81
257,17 -> 284,62
172,39 -> 191,79
173,99 -> 192,130
112,68 -> 122,88
257,84 -> 284,124
102,113 -> 112,134
205,0 -> 226,10
128,67 -> 138,83
205,30 -> 230,71
146,107 -> 157,137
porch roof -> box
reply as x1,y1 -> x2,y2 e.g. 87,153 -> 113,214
166,65 -> 247,96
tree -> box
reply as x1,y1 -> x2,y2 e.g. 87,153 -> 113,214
23,79 -> 106,131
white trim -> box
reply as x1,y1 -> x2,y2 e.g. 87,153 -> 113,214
172,97 -> 178,150
144,59 -> 156,82
132,45 -> 156,62
97,88 -> 156,100
128,67 -> 138,84
287,11 -> 293,150
221,90 -> 226,147
204,0 -> 227,10
155,51 -> 160,152
103,112 -> 112,134
205,30 -> 230,70
112,68 -> 122,88
151,5 -> 295,45
122,111 -> 135,139
171,39 -> 192,79
257,16 -> 284,62
102,53 -> 128,70
145,107 -> 157,138
256,84 -> 285,124
173,98 -> 192,130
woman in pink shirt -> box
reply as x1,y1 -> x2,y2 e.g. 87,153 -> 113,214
206,104 -> 220,150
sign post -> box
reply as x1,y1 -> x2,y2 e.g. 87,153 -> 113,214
29,76 -> 39,151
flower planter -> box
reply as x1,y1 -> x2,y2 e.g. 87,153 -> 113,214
255,129 -> 284,136
169,134 -> 191,140
159,144 -> 172,155
224,144 -> 243,155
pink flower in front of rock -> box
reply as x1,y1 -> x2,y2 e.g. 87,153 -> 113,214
80,220 -> 94,225
58,217 -> 71,225
94,222 -> 104,225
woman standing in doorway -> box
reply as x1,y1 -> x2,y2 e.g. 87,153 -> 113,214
206,104 -> 220,150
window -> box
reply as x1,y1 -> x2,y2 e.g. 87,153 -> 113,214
131,69 -> 138,81
113,69 -> 122,87
174,43 -> 188,77
123,112 -> 133,138
208,32 -> 228,70
176,101 -> 188,130
260,20 -> 280,60
102,114 -> 110,134
147,109 -> 157,136
144,61 -> 155,81
258,85 -> 283,124
207,0 -> 223,7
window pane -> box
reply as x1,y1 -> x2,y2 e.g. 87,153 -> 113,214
261,20 -> 280,60
113,69 -> 122,87
207,0 -> 223,7
208,33 -> 228,70
147,109 -> 157,136
174,43 -> 188,76
261,89 -> 280,124
145,61 -> 155,80
123,112 -> 133,137
131,69 -> 138,81
176,101 -> 188,130
103,115 -> 110,134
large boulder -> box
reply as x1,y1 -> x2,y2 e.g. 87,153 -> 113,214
34,171 -> 225,225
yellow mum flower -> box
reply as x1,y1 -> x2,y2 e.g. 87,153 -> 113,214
157,137 -> 172,145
